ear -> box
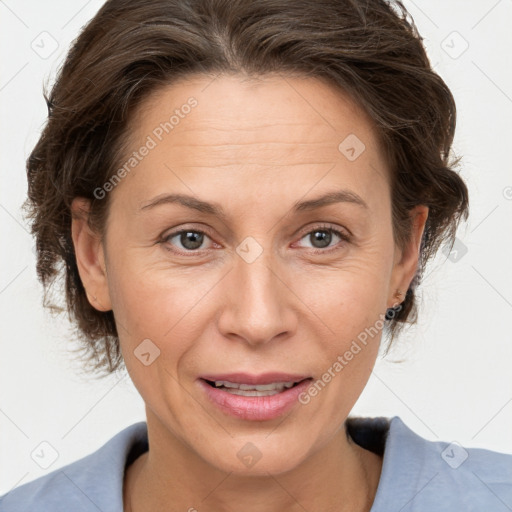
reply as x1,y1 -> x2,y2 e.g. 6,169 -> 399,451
388,205 -> 429,308
70,197 -> 112,312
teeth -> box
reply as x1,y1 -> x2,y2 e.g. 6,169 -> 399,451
223,389 -> 283,397
213,380 -> 297,393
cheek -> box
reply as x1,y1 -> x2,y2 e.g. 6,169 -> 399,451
107,262 -> 203,413
108,269 -> 171,340
301,252 -> 391,325
293,246 -> 392,377
106,254 -> 220,359
305,269 -> 386,414
320,285 -> 384,373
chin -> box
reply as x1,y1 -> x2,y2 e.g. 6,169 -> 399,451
196,433 -> 313,477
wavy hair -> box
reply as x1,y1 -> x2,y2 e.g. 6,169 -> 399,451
24,0 -> 469,374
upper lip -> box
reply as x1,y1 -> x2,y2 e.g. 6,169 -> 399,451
200,372 -> 311,385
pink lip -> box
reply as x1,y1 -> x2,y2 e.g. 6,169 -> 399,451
199,372 -> 310,385
198,375 -> 313,421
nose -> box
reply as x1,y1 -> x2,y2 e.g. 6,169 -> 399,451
217,243 -> 298,347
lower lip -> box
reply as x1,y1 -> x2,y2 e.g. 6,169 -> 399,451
198,378 -> 312,421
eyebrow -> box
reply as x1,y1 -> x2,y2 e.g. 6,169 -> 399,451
139,189 -> 368,217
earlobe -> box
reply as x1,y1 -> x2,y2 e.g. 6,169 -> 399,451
71,198 -> 112,312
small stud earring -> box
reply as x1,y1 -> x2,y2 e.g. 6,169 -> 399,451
385,289 -> 405,321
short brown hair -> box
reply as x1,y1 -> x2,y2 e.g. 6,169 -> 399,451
24,0 -> 469,375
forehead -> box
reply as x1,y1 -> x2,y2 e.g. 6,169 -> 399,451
112,73 -> 389,211
133,73 -> 380,151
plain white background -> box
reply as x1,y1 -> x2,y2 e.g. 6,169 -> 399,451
1,0 -> 511,495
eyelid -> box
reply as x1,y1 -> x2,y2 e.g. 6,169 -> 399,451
296,222 -> 352,240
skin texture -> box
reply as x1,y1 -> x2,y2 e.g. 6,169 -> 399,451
71,74 -> 428,512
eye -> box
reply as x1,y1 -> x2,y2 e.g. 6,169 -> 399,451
162,229 -> 215,254
295,224 -> 350,253
160,224 -> 350,256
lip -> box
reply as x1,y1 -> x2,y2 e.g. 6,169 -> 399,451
199,372 -> 311,385
198,374 -> 313,421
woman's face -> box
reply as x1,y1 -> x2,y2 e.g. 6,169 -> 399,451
73,74 -> 426,475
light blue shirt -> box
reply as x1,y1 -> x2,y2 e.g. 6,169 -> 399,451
1,416 -> 511,511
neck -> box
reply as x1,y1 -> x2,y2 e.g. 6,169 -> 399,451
124,412 -> 383,512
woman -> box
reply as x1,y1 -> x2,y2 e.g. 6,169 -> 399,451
1,0 -> 511,510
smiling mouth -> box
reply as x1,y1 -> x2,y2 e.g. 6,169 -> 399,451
199,376 -> 314,420
202,378 -> 310,397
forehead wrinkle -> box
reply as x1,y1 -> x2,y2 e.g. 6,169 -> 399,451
174,119 -> 337,137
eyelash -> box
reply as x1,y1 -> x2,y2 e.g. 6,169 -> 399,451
160,224 -> 351,256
